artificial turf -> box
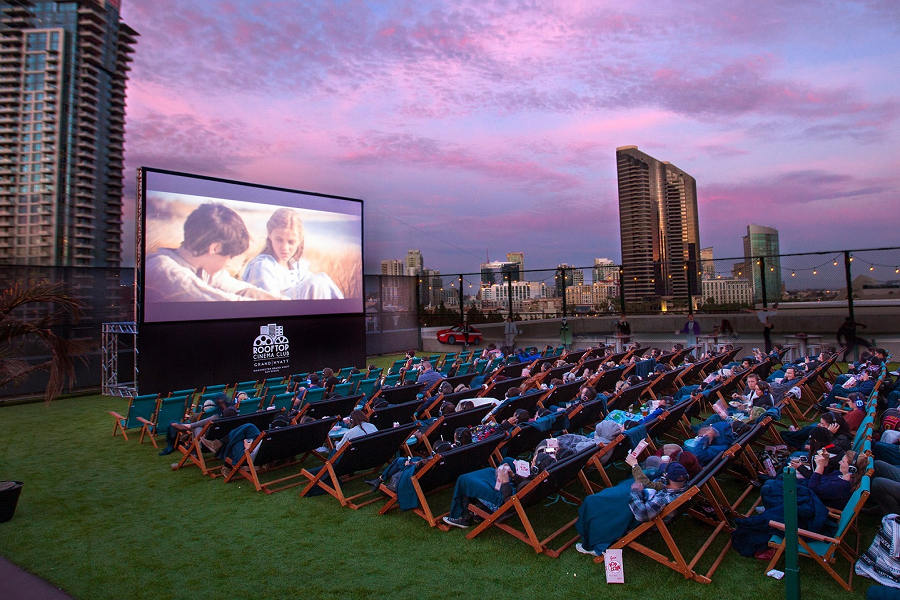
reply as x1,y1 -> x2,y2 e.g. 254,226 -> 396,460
0,367 -> 876,599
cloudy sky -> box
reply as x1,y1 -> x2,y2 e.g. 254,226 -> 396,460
119,0 -> 900,276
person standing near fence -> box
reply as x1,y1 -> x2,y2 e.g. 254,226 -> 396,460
744,303 -> 778,353
504,317 -> 519,351
614,314 -> 631,353
837,316 -> 872,362
677,314 -> 701,348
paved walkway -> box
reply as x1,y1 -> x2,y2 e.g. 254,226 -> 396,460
0,557 -> 72,599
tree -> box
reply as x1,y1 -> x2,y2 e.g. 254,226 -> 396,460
0,282 -> 88,404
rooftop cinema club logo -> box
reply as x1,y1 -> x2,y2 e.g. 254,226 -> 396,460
253,323 -> 290,374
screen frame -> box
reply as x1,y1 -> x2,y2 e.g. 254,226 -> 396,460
135,166 -> 365,326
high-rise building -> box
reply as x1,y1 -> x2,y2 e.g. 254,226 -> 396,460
592,257 -> 617,283
743,224 -> 782,303
616,146 -> 700,302
506,252 -> 524,274
554,263 -> 583,297
405,249 -> 423,276
480,260 -> 520,285
700,247 -> 716,280
380,259 -> 403,276
0,1 -> 136,266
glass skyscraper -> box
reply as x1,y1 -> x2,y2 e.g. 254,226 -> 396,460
0,0 -> 136,266
743,223 -> 782,303
616,146 -> 701,303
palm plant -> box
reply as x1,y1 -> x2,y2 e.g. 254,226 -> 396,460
0,282 -> 88,403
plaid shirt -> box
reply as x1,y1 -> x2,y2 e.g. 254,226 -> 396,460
628,485 -> 687,522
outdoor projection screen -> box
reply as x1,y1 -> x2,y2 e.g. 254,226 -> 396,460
135,168 -> 365,393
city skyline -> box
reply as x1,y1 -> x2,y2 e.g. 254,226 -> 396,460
118,1 -> 899,272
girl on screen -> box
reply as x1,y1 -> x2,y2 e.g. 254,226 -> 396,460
242,207 -> 344,300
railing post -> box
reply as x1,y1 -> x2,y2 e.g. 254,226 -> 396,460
560,267 -> 568,318
458,275 -> 464,325
619,266 -> 626,314
783,466 -> 801,600
759,255 -> 768,308
507,273 -> 513,320
844,251 -> 855,322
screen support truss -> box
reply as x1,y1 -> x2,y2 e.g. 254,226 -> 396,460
101,321 -> 137,397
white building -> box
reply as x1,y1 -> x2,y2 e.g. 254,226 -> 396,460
702,277 -> 753,305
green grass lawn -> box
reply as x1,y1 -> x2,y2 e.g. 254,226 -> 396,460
0,390 -> 875,599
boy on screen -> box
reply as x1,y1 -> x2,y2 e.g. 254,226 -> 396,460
242,207 -> 344,300
145,203 -> 283,302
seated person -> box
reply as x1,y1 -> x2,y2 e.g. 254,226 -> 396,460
442,447 -> 558,528
817,369 -> 874,410
335,410 -> 377,450
416,361 -> 444,387
145,203 -> 282,303
540,420 -> 623,465
782,411 -> 851,450
575,459 -> 690,556
686,425 -> 732,466
842,393 -> 867,434
805,449 -> 865,510
159,393 -> 234,456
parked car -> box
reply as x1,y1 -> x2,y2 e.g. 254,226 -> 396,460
436,324 -> 482,345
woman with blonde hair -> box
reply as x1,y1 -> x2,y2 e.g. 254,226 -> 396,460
242,207 -> 343,299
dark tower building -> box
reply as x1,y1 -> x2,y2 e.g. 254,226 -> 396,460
0,0 -> 136,266
616,145 -> 700,303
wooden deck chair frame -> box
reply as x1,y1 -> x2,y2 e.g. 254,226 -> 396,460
298,423 -> 418,509
416,404 -> 495,454
377,434 -> 507,526
223,417 -> 339,493
763,478 -> 870,591
172,410 -> 280,477
465,444 -> 605,556
109,393 -> 159,441
136,395 -> 190,448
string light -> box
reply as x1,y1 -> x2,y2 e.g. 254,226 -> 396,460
870,266 -> 875,271
813,269 -> 817,275
791,270 -> 796,277
833,260 -> 838,266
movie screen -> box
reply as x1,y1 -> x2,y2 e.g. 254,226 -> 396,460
139,169 -> 363,323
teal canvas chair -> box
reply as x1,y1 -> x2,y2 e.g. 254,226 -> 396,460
357,378 -> 379,398
109,394 -> 159,441
137,395 -> 190,448
270,392 -> 295,412
331,382 -> 353,397
337,367 -> 355,381
388,360 -> 406,376
347,372 -> 365,393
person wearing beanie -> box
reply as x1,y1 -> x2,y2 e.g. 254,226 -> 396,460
628,461 -> 690,522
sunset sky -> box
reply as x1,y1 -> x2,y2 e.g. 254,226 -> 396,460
119,0 -> 900,276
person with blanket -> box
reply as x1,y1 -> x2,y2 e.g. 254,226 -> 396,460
442,449 -> 557,528
574,458 -> 690,556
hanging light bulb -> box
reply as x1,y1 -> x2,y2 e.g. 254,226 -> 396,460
813,269 -> 818,275
770,267 -> 774,272
896,267 -> 899,274
833,260 -> 838,266
791,270 -> 796,277
849,255 -> 854,261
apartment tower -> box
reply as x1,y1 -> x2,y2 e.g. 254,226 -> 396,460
616,146 -> 700,302
0,0 -> 136,266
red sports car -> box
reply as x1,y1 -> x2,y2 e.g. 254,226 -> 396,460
436,324 -> 482,345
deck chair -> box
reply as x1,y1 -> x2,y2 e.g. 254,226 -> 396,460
400,368 -> 419,384
490,390 -> 546,423
466,444 -> 604,555
366,367 -> 383,379
330,382 -> 353,397
377,435 -> 507,526
263,383 -> 289,400
223,417 -> 340,493
368,399 -> 423,430
296,387 -> 326,406
388,359 -> 407,375
299,423 -> 418,509
173,410 -> 281,477
381,374 -> 401,388
356,377 -> 379,398
237,396 -> 264,415
168,388 -> 197,403
588,368 -> 626,393
347,372 -> 365,393
136,395 -> 190,448
564,398 -> 609,435
270,392 -> 296,412
201,384 -> 228,396
494,417 -> 560,461
606,380 -> 653,412
473,359 -> 489,375
109,393 -> 159,441
440,372 -> 477,392
589,450 -> 728,583
540,380 -> 584,409
378,382 -> 425,405
264,376 -> 287,388
418,404 -> 495,453
764,476 -> 870,591
232,380 -> 259,395
299,394 -> 364,421
482,376 -> 527,401
337,367 -> 354,381
645,368 -> 684,400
